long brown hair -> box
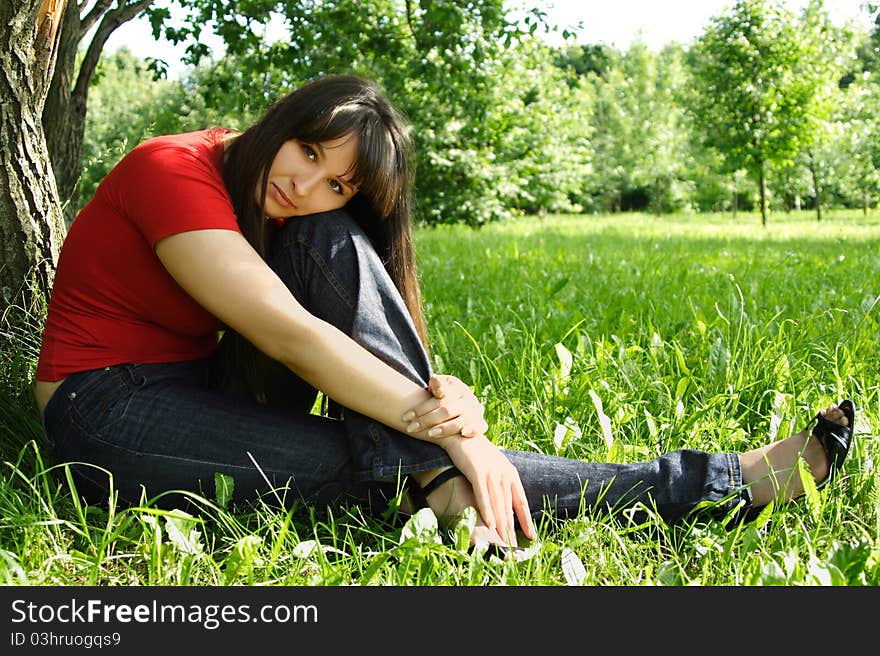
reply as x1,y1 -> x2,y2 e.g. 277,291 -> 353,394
220,75 -> 428,401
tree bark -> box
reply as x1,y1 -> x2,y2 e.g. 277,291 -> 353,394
41,1 -> 87,221
0,0 -> 69,308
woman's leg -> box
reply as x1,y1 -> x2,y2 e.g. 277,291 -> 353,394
40,360 -> 381,510
423,404 -> 848,538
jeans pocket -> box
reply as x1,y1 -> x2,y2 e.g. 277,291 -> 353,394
66,366 -> 141,440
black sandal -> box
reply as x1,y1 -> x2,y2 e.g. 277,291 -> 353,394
420,466 -> 465,497
812,399 -> 855,489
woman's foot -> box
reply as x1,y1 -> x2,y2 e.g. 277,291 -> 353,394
411,466 -> 515,548
739,402 -> 850,506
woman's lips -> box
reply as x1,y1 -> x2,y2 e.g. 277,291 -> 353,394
270,182 -> 294,208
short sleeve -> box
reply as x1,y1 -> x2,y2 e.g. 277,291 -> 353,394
108,135 -> 240,248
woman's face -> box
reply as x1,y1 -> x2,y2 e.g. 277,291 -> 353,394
260,133 -> 360,219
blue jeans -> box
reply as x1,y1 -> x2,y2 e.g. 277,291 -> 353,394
40,210 -> 749,526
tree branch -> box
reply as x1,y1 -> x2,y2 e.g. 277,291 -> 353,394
80,0 -> 116,36
403,0 -> 426,52
72,0 -> 153,99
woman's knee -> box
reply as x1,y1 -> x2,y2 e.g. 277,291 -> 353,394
274,209 -> 366,258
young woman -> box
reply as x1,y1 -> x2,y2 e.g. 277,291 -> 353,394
35,75 -> 855,550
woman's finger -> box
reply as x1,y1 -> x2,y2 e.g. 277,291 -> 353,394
501,481 -> 515,546
428,374 -> 451,398
425,418 -> 465,438
471,477 -> 496,535
400,396 -> 441,424
401,386 -> 470,424
459,419 -> 489,437
489,476 -> 509,547
512,479 -> 535,540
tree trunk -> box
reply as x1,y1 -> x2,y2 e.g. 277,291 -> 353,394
42,2 -> 85,221
732,173 -> 738,218
758,161 -> 768,226
42,0 -> 154,221
0,0 -> 68,308
653,175 -> 661,216
808,149 -> 822,222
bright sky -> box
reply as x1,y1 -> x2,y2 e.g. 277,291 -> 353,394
105,0 -> 875,77
541,0 -> 873,49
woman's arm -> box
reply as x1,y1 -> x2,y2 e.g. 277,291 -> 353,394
156,229 -> 436,438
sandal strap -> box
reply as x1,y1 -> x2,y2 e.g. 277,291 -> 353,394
812,399 -> 855,487
421,466 -> 464,497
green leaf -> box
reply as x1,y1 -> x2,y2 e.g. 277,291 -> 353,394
0,549 -> 28,585
214,472 -> 235,509
163,510 -> 203,556
555,342 -> 573,380
757,559 -> 788,585
657,561 -> 685,585
673,342 -> 691,377
453,506 -> 478,551
708,337 -> 729,383
399,508 -> 442,546
560,547 -> 586,585
588,389 -> 614,450
741,524 -> 762,552
548,276 -> 570,298
224,535 -> 263,584
675,376 -> 690,400
798,457 -> 822,522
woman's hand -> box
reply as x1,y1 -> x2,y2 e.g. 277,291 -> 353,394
401,374 -> 488,438
444,435 -> 535,546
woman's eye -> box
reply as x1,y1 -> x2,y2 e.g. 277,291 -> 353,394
329,180 -> 343,195
302,144 -> 317,162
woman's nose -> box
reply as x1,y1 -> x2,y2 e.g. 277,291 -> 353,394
293,170 -> 323,197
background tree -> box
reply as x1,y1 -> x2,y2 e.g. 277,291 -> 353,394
687,0 -> 828,225
837,70 -> 880,213
137,0 -> 586,226
795,0 -> 854,221
573,42 -> 691,214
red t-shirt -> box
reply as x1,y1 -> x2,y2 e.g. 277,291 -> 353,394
37,129 -> 242,381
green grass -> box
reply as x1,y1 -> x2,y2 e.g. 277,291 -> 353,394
1,209 -> 878,585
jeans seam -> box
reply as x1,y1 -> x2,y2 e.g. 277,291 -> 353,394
84,434 -> 305,479
727,452 -> 735,491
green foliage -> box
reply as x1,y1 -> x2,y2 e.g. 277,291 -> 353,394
136,0 -> 591,226
835,70 -> 880,212
76,0 -> 880,222
80,48 -> 262,214
688,1 -> 814,171
685,0 -> 855,222
580,42 -> 693,214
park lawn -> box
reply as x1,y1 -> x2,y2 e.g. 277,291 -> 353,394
1,210 -> 878,586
